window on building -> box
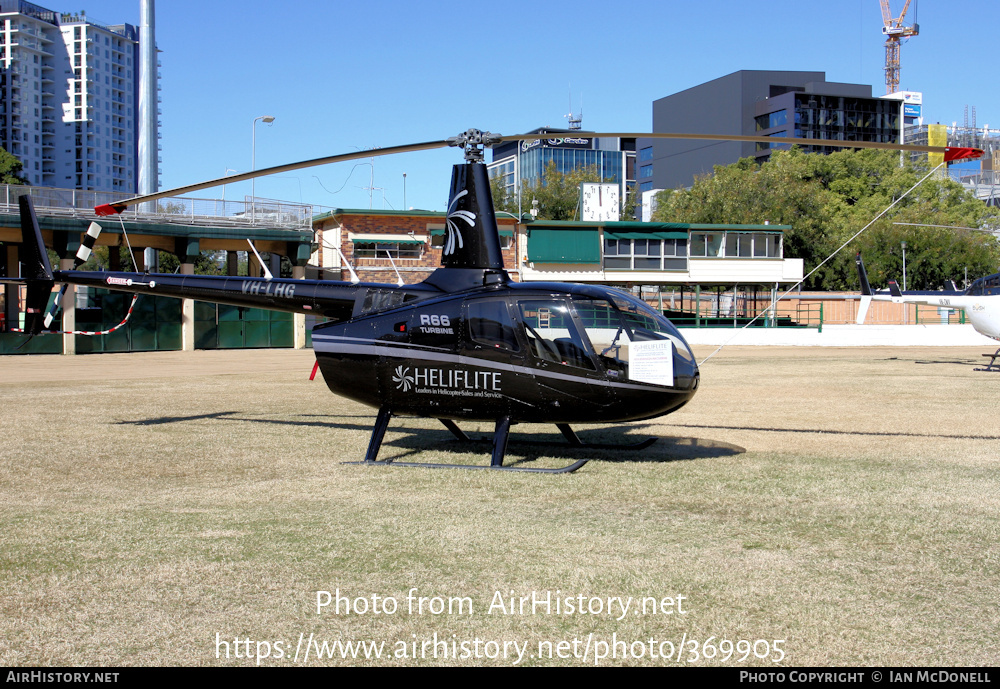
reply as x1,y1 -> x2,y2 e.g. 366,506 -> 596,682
604,236 -> 687,271
689,232 -> 723,257
723,232 -> 781,258
755,110 -> 789,131
353,241 -> 423,260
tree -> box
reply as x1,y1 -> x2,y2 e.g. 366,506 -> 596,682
0,147 -> 28,185
621,183 -> 641,221
653,148 -> 1000,289
157,251 -> 226,276
492,161 -> 613,221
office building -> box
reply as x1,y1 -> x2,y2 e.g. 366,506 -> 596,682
488,127 -> 636,215
638,70 -> 902,191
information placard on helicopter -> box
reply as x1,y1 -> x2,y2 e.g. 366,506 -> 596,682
629,341 -> 674,387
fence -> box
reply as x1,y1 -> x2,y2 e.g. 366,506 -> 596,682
0,184 -> 314,231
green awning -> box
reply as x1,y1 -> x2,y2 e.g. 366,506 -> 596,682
353,238 -> 424,245
605,231 -> 688,240
429,228 -> 515,237
527,227 -> 601,264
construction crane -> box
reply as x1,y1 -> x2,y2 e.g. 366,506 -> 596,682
880,0 -> 919,94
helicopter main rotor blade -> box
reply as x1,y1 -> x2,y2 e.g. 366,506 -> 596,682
95,139 -> 451,216
495,132 -> 983,162
96,128 -> 982,216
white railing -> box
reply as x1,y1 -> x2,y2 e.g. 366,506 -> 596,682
0,184 -> 314,231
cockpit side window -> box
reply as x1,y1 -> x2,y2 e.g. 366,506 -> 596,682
574,299 -> 633,376
517,300 -> 595,370
467,299 -> 520,352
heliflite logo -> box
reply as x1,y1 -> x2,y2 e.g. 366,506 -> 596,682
393,366 -> 414,392
444,189 -> 475,256
393,365 -> 502,398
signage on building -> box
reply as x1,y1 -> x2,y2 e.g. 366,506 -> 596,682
885,91 -> 923,105
903,104 -> 922,118
520,137 -> 592,152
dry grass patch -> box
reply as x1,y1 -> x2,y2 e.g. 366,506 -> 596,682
0,347 -> 997,666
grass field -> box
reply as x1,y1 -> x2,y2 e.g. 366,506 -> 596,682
0,346 -> 997,667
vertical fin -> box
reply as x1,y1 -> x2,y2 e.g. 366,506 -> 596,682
19,196 -> 53,280
17,197 -> 55,335
440,163 -> 505,271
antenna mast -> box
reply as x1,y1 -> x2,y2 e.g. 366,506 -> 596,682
565,91 -> 582,131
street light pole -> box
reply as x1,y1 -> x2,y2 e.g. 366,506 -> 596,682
252,115 -> 275,221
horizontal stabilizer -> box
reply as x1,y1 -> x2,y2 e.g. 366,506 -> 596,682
856,296 -> 873,325
888,280 -> 903,298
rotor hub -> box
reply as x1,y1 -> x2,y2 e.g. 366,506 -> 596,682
447,129 -> 502,163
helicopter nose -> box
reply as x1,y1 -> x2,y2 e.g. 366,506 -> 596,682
674,357 -> 700,392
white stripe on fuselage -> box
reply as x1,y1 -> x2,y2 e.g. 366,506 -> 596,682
311,334 -> 681,392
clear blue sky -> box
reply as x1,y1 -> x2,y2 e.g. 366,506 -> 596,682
78,0 -> 1000,212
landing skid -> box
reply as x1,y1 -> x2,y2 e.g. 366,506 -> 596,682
554,423 -> 657,451
439,419 -> 656,451
345,409 -> 660,473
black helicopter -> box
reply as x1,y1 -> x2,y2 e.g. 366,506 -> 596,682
4,129 -> 983,473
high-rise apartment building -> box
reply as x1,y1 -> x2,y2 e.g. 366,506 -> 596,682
0,1 -> 157,192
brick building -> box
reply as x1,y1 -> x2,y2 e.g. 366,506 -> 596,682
312,209 -> 520,284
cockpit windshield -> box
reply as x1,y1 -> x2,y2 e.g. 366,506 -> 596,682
573,292 -> 695,386
967,274 -> 1000,296
599,291 -> 695,361
513,291 -> 696,387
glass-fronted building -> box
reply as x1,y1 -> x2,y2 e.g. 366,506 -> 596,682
753,90 -> 901,159
488,128 -> 635,215
638,71 -> 903,191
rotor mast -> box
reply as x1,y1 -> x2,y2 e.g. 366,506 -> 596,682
446,129 -> 502,164
880,0 -> 919,95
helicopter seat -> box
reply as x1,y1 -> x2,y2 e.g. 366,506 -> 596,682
554,337 -> 592,369
530,336 -> 562,363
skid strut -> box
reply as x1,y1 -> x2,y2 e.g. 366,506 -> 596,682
974,348 -> 1000,372
347,411 -> 656,473
345,409 -> 592,473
